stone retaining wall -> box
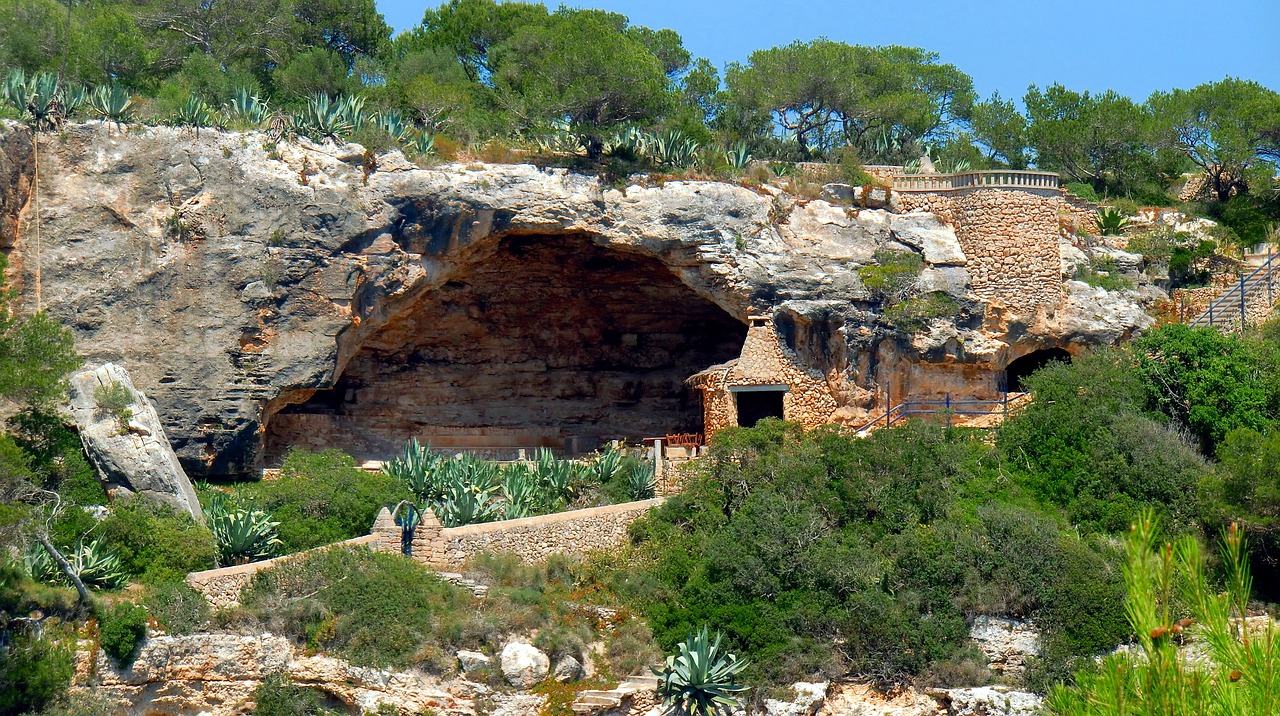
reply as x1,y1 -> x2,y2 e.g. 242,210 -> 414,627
185,535 -> 380,609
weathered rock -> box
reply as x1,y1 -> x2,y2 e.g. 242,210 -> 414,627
553,655 -> 584,683
500,642 -> 550,688
890,211 -> 967,265
968,616 -> 1040,676
764,681 -> 828,715
457,650 -> 491,676
1059,237 -> 1089,278
1089,246 -> 1144,274
62,363 -> 202,521
819,183 -> 854,204
934,686 -> 1041,716
77,632 -> 474,716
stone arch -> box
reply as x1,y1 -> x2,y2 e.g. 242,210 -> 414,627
1003,347 -> 1072,393
261,233 -> 749,462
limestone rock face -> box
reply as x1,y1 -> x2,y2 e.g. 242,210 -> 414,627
968,616 -> 1040,676
63,363 -> 202,521
764,681 -> 828,715
500,642 -> 550,688
80,632 -> 474,716
0,121 -> 1157,474
457,650 -> 491,676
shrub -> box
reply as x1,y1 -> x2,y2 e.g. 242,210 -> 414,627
97,496 -> 217,583
144,581 -> 211,635
1065,182 -> 1100,202
1074,259 -> 1135,292
0,625 -> 73,716
233,449 -> 410,553
98,601 -> 149,667
93,380 -> 135,432
251,673 -> 343,716
881,292 -> 961,330
857,249 -> 923,304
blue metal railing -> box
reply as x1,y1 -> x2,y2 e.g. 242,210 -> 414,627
856,391 -> 1015,434
1189,253 -> 1279,331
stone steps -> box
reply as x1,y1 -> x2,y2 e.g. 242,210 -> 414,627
570,674 -> 659,714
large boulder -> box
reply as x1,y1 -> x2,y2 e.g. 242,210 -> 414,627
64,363 -> 202,522
500,642 -> 550,689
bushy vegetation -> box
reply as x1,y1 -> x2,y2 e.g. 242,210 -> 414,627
250,673 -> 345,716
0,623 -> 74,716
97,601 -> 149,667
96,496 -> 217,583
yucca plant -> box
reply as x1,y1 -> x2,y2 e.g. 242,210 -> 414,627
1096,207 -> 1132,236
226,87 -> 269,125
626,462 -> 657,501
205,493 -> 281,566
1047,513 -> 1280,715
294,93 -> 354,144
383,438 -> 447,502
172,96 -> 215,134
25,539 -> 128,590
723,143 -> 752,171
656,626 -> 750,716
88,84 -> 133,127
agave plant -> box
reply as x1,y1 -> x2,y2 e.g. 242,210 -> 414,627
656,627 -> 749,716
336,95 -> 369,132
626,462 -> 657,501
1096,206 -> 1131,236
648,130 -> 700,168
88,85 -> 133,127
376,110 -> 411,143
3,70 -> 68,131
172,96 -> 215,134
206,493 -> 281,566
500,463 -> 546,519
226,87 -> 269,125
61,83 -> 87,117
294,93 -> 354,144
534,448 -> 578,502
25,539 -> 128,590
436,476 -> 500,527
383,438 -> 447,502
409,130 -> 436,158
586,447 -> 623,485
723,143 -> 752,171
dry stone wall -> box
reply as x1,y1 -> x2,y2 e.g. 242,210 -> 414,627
895,188 -> 1065,312
185,535 -> 380,609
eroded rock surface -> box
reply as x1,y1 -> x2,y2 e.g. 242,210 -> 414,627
63,362 -> 202,521
0,121 -> 1155,475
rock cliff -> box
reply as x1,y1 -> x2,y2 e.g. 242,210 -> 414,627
0,121 -> 1153,476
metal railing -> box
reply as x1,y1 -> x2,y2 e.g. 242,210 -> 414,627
1189,253 -> 1280,331
892,170 -> 1062,193
855,391 -> 1018,435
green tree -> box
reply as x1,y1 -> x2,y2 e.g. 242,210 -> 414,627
724,40 -> 973,161
969,91 -> 1028,168
1024,84 -> 1157,194
1149,78 -> 1280,202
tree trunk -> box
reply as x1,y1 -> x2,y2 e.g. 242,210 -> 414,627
36,533 -> 92,606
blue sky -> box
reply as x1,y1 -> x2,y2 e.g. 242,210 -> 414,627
375,0 -> 1280,103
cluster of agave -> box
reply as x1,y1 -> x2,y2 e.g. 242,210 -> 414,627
1096,206 -> 1132,236
383,440 -> 655,528
204,492 -> 282,566
603,127 -> 753,171
25,539 -> 128,590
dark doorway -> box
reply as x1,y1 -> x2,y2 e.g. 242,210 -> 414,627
1004,348 -> 1072,393
735,388 -> 787,427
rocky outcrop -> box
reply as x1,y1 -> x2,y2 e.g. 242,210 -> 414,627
500,642 -> 550,689
1,121 -> 1155,475
968,616 -> 1040,677
77,632 -> 474,716
63,362 -> 202,521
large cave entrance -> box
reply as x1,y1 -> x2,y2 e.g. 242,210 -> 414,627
1004,348 -> 1072,393
262,235 -> 748,462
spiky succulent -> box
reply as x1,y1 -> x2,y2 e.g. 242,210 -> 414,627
648,129 -> 700,168
383,438 -> 447,502
294,93 -> 354,144
586,447 -> 623,485
409,130 -> 436,158
656,627 -> 749,716
723,143 -> 753,171
172,96 -> 215,133
25,539 -> 128,590
376,110 -> 411,143
205,493 -> 281,566
226,87 -> 269,125
500,463 -> 546,519
626,462 -> 657,501
88,85 -> 133,126
1096,206 -> 1132,236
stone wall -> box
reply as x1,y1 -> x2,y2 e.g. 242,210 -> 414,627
185,535 -> 380,609
894,189 -> 1065,312
690,318 -> 839,435
435,498 -> 663,565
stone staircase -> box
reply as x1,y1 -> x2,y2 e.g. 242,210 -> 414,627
571,674 -> 660,713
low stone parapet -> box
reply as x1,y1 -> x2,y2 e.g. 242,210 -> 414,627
185,535 -> 380,609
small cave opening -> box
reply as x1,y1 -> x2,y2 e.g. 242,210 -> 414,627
263,235 -> 748,462
1004,348 -> 1072,393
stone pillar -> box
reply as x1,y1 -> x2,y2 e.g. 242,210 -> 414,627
369,505 -> 445,564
